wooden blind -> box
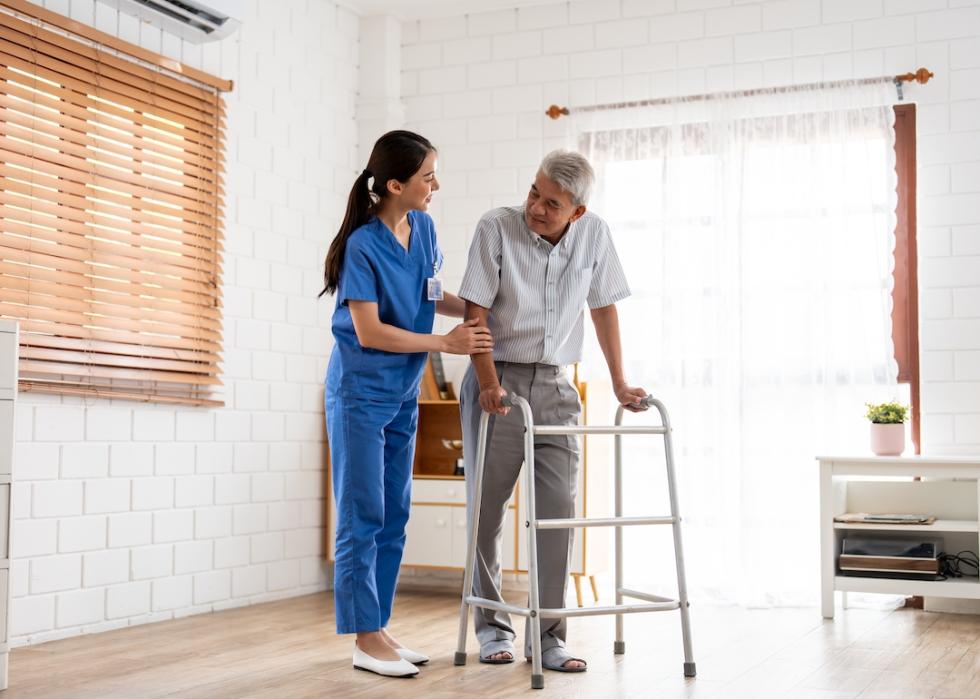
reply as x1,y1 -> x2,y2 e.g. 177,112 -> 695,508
0,9 -> 225,406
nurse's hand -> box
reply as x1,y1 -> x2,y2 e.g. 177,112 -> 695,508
442,318 -> 493,355
479,385 -> 509,415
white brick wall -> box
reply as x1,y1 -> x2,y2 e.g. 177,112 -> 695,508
10,0 -> 348,646
401,0 -> 980,455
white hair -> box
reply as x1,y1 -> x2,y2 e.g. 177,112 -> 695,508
538,150 -> 595,206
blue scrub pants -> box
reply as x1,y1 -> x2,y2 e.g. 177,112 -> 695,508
326,393 -> 417,634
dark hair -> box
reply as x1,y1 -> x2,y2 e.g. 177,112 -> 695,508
319,130 -> 436,297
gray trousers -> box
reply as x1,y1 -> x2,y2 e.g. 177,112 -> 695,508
460,361 -> 581,656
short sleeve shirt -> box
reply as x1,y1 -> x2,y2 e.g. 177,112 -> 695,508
458,205 -> 629,365
326,210 -> 443,401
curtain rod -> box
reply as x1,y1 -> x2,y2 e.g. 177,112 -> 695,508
545,68 -> 934,120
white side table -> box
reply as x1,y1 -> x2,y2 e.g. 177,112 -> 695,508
818,455 -> 980,619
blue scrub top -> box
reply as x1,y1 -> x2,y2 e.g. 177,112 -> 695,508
326,210 -> 444,402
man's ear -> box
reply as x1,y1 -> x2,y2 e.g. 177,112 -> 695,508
568,205 -> 587,223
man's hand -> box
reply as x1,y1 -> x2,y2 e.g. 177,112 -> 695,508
479,384 -> 510,415
614,381 -> 648,412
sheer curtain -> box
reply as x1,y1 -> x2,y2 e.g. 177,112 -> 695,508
574,82 -> 905,606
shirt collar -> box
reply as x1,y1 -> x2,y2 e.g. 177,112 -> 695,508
520,205 -> 576,249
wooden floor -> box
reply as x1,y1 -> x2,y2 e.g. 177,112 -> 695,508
7,588 -> 980,698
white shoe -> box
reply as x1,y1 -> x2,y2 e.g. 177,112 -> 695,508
396,647 -> 430,665
352,645 -> 420,677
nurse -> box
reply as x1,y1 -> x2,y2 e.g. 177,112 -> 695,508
321,130 -> 493,678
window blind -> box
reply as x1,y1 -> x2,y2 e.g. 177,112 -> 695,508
0,8 -> 225,406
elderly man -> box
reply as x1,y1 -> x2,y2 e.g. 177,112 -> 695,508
458,150 -> 647,673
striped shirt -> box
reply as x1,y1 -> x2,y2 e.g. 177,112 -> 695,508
458,205 -> 631,366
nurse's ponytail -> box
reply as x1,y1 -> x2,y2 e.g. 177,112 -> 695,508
320,130 -> 436,297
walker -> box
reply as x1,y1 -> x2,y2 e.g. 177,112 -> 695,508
453,394 -> 697,690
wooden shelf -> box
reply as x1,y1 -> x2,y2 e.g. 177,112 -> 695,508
413,397 -> 462,478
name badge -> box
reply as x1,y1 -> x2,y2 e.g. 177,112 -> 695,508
427,277 -> 444,301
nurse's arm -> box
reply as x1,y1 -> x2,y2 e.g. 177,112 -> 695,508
348,300 -> 493,355
436,292 -> 466,318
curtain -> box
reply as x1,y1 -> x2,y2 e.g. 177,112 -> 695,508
573,82 -> 904,606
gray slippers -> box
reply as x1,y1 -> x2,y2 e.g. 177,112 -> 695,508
526,646 -> 588,673
479,639 -> 516,664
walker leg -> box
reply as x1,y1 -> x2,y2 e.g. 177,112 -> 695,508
657,401 -> 696,677
613,432 -> 625,655
521,415 -> 544,689
454,412 -> 492,666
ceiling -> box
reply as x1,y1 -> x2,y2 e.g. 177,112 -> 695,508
338,0 -> 567,19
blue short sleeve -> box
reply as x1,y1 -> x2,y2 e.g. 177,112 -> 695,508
337,238 -> 379,306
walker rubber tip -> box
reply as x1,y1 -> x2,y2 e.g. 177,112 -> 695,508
531,674 -> 545,689
614,640 -> 626,655
684,661 -> 697,677
453,651 -> 467,666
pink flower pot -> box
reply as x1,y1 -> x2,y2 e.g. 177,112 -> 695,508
870,423 -> 905,456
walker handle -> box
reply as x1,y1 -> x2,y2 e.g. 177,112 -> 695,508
501,394 -> 518,407
639,395 -> 656,408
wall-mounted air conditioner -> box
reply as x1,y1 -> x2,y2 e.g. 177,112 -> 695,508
98,0 -> 243,43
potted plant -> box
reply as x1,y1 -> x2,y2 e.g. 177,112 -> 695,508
865,402 -> 909,456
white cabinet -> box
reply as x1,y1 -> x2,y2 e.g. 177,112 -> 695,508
325,474 -> 519,572
0,320 -> 15,689
818,455 -> 980,619
403,505 -> 455,568
402,477 -> 519,571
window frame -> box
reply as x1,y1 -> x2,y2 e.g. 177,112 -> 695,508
583,102 -> 921,449
892,103 -> 920,453
0,4 -> 230,407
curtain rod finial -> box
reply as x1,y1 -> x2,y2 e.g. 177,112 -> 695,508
546,104 -> 569,120
896,67 -> 934,85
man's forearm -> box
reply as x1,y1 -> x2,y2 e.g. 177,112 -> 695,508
465,301 -> 498,388
436,292 -> 466,318
590,304 -> 627,386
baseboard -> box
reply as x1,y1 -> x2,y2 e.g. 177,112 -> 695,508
924,596 -> 980,614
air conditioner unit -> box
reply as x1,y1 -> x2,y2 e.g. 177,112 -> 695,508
99,0 -> 243,43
